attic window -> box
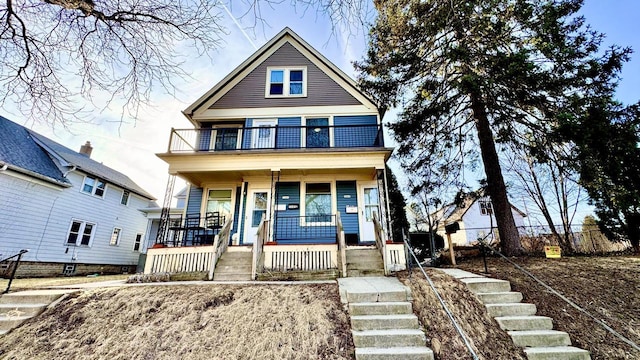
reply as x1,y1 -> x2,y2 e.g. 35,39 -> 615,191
82,176 -> 106,198
479,200 -> 493,216
266,67 -> 307,97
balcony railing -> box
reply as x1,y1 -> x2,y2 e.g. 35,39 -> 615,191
167,124 -> 384,153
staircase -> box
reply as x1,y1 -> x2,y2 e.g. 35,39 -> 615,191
213,247 -> 253,281
346,248 -> 385,277
439,269 -> 591,360
0,290 -> 75,335
338,277 -> 434,360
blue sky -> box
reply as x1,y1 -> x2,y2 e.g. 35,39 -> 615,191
4,0 -> 639,212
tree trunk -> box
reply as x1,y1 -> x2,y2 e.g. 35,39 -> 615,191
470,94 -> 523,256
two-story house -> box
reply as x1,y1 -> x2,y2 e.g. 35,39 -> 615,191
146,28 -> 406,280
0,116 -> 155,277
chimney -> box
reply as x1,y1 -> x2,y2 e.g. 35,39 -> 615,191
79,141 -> 93,157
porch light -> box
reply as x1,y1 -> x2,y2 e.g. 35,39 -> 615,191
313,127 -> 322,133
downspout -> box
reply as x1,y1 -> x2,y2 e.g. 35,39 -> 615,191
0,162 -> 8,171
63,165 -> 77,177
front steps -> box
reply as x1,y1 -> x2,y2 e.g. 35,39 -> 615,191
439,269 -> 590,360
346,248 -> 385,277
0,289 -> 74,335
213,248 -> 252,281
338,277 -> 434,360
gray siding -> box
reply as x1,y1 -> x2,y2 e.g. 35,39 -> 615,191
210,42 -> 361,109
0,171 -> 149,266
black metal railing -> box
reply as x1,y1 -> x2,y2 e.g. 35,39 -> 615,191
168,124 -> 384,153
273,215 -> 337,244
1,249 -> 28,293
159,213 -> 226,247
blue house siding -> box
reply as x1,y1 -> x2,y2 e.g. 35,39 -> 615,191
276,117 -> 301,149
186,186 -> 203,215
336,181 -> 359,241
274,182 -> 335,244
334,115 -> 379,147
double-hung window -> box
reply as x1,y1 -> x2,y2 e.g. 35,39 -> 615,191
66,220 -> 96,246
266,67 -> 306,97
82,176 -> 106,197
133,234 -> 143,251
206,189 -> 233,220
212,127 -> 240,151
121,190 -> 130,205
305,183 -> 332,223
479,200 -> 493,215
110,228 -> 122,246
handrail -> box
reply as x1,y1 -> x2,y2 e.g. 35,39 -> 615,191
207,217 -> 233,280
336,213 -> 347,277
251,214 -> 268,280
403,238 -> 480,360
372,216 -> 388,275
2,249 -> 28,294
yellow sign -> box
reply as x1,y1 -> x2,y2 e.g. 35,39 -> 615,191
544,246 -> 561,258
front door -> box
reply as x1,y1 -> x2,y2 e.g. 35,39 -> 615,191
359,183 -> 380,242
244,189 -> 270,244
251,119 -> 277,149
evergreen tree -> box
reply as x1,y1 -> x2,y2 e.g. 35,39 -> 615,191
356,0 -> 630,256
386,165 -> 410,243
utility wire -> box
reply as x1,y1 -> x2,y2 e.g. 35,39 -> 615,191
219,2 -> 258,50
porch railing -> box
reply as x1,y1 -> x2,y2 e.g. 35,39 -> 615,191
144,246 -> 216,274
336,213 -> 347,277
1,249 -> 28,293
252,214 -> 268,280
167,124 -> 384,153
208,218 -> 233,280
273,215 -> 337,243
373,216 -> 389,275
157,212 -> 226,247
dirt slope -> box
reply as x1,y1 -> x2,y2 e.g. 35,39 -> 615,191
0,284 -> 353,360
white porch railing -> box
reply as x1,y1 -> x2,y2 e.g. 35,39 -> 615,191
251,215 -> 268,280
373,216 -> 389,275
263,245 -> 337,271
336,213 -> 347,277
207,217 -> 233,280
144,246 -> 215,274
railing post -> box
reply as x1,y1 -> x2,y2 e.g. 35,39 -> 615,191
4,250 -> 28,294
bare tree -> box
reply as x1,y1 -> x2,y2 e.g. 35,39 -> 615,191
1,0 -> 370,127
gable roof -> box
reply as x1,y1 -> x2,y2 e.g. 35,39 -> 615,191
0,116 -> 70,186
183,27 -> 379,123
0,115 -> 155,200
431,189 -> 526,224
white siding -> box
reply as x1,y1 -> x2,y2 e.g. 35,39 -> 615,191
0,170 -> 149,265
458,199 -> 526,246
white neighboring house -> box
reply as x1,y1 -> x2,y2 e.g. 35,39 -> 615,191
0,115 -> 155,277
430,190 -> 527,247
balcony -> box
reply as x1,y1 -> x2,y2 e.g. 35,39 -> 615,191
167,124 -> 384,153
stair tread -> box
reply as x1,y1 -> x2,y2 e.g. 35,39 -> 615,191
351,314 -> 418,320
495,315 -> 552,320
0,303 -> 48,308
508,329 -> 568,335
356,347 -> 433,354
353,329 -> 425,335
0,315 -> 32,321
524,346 -> 589,353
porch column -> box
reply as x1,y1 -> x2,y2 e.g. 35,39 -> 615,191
269,169 -> 281,242
376,168 -> 393,241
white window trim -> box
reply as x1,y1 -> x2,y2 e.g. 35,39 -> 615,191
250,118 -> 278,149
301,116 -> 334,148
209,125 -> 243,151
81,175 -> 107,198
133,233 -> 143,252
110,227 -> 122,246
121,190 -> 130,206
201,187 -> 236,222
300,180 -> 337,226
65,219 -> 96,247
265,66 -> 307,98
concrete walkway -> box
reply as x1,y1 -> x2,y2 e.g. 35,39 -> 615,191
50,279 -> 335,289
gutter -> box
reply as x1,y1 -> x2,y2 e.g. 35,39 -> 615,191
63,165 -> 77,177
0,162 -> 7,171
0,162 -> 72,188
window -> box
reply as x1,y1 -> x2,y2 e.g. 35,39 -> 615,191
206,189 -> 233,219
133,233 -> 143,252
213,128 -> 240,150
266,67 -> 307,97
110,228 -> 122,246
305,183 -> 332,223
66,220 -> 95,246
121,190 -> 130,205
479,200 -> 493,215
82,176 -> 106,197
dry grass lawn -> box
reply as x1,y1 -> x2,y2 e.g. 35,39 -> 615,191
0,284 -> 353,360
0,274 -> 128,291
398,270 -> 526,360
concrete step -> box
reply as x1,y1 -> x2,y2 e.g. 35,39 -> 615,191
212,272 -> 252,281
219,252 -> 253,260
347,260 -> 384,269
347,269 -> 385,277
508,330 -> 572,348
346,249 -> 380,256
486,303 -> 537,317
0,303 -> 47,316
495,315 -> 554,331
351,314 -> 420,331
347,290 -> 407,303
476,291 -> 523,304
215,264 -> 252,272
349,302 -> 414,316
0,315 -> 33,331
352,329 -> 426,348
0,290 -> 70,305
524,346 -> 591,360
355,346 -> 434,360
461,277 -> 511,293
